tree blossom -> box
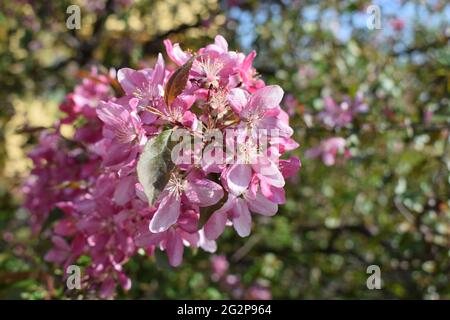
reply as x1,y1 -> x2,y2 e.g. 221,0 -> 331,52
22,36 -> 300,297
318,94 -> 368,128
305,137 -> 350,166
210,254 -> 272,299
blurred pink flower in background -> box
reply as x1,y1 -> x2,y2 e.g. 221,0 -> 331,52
211,255 -> 229,281
390,18 -> 405,31
210,254 -> 272,299
305,137 -> 350,166
245,285 -> 272,300
318,93 -> 368,128
283,94 -> 300,116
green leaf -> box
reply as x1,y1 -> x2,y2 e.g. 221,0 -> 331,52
164,55 -> 198,107
137,129 -> 174,206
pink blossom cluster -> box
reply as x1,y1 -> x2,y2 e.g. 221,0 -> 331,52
22,36 -> 300,297
210,255 -> 271,300
304,94 -> 368,166
305,137 -> 351,166
318,94 -> 368,129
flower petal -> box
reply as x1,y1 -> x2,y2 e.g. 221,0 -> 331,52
113,176 -> 136,206
204,196 -> 235,240
163,39 -> 191,66
232,198 -> 252,237
247,191 -> 278,216
216,35 -> 228,50
166,229 -> 184,267
248,85 -> 284,112
149,193 -> 181,233
117,68 -> 148,95
226,164 -> 252,196
252,158 -> 285,188
151,53 -> 165,85
135,230 -> 165,247
227,88 -> 248,114
184,177 -> 224,207
198,228 -> 217,253
279,157 -> 301,178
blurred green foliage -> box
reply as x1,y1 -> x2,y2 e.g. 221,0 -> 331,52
0,0 -> 449,299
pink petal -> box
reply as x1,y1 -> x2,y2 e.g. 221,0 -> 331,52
248,85 -> 284,112
184,177 -> 224,207
149,193 -> 181,233
279,157 -> 301,178
242,50 -> 256,70
163,39 -> 191,66
102,142 -> 131,167
113,175 -> 136,206
259,116 -> 294,138
280,137 -> 300,152
117,68 -> 148,95
232,198 -> 252,237
214,35 -> 228,51
227,88 -> 248,114
135,230 -> 165,247
54,219 -> 76,237
204,210 -> 228,240
259,179 -> 286,203
44,248 -> 67,264
226,164 -> 252,196
118,272 -> 132,291
151,53 -> 165,85
252,158 -> 285,188
198,228 -> 217,252
76,218 -> 101,233
177,229 -> 200,248
204,196 -> 235,240
100,277 -> 116,299
323,153 -> 336,166
267,185 -> 286,205
177,209 -> 199,233
181,111 -> 198,130
71,235 -> 85,257
247,191 -> 278,216
141,111 -> 158,124
166,229 -> 184,267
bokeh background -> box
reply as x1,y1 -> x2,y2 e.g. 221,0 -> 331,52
0,0 -> 449,299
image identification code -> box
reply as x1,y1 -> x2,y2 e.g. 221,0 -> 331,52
177,304 -> 272,318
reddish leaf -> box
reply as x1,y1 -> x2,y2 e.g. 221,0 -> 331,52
164,55 -> 198,107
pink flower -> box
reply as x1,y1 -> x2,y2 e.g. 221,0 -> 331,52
305,137 -> 350,166
211,255 -> 229,281
283,94 -> 299,116
209,191 -> 277,239
117,54 -> 166,118
229,85 -> 293,138
234,50 -> 265,92
149,171 -> 224,233
245,285 -> 272,300
45,236 -> 74,265
390,18 -> 405,32
97,99 -> 147,167
136,209 -> 200,266
62,67 -> 111,122
318,94 -> 368,128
